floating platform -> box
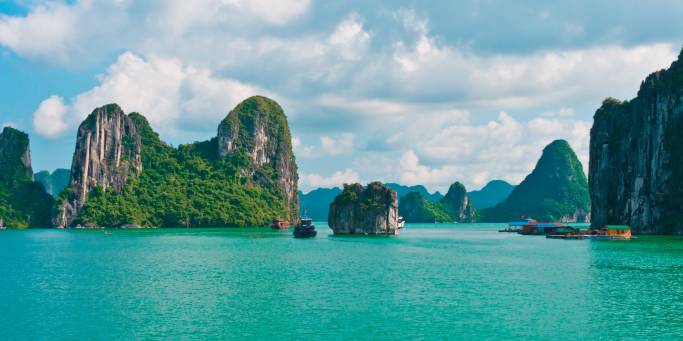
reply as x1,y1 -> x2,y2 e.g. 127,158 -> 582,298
546,234 -> 633,240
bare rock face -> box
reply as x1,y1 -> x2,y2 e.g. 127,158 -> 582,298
441,182 -> 475,223
328,182 -> 400,235
54,104 -> 142,227
217,96 -> 299,222
590,50 -> 683,234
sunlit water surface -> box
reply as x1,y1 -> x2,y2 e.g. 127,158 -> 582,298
2,223 -> 683,339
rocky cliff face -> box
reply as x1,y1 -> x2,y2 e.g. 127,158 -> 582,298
328,182 -> 400,235
590,51 -> 683,234
398,191 -> 432,223
398,182 -> 475,223
441,182 -> 475,222
54,104 -> 142,227
217,96 -> 299,221
481,140 -> 590,223
0,127 -> 33,182
0,127 -> 54,228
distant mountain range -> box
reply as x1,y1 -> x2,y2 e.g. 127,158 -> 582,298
299,180 -> 512,221
34,169 -> 70,197
468,180 -> 515,209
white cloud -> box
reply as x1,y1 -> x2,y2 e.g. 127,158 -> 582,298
389,111 -> 591,192
329,13 -> 371,61
299,168 -> 360,191
226,0 -> 311,25
0,0 -> 311,64
5,3 -> 681,193
295,133 -> 354,159
33,95 -> 68,138
35,51 -> 264,139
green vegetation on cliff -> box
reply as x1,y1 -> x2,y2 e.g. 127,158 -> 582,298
399,182 -> 474,223
72,97 -> 295,227
35,169 -> 70,197
480,140 -> 589,222
0,127 -> 54,228
398,191 -> 452,223
468,180 -> 514,209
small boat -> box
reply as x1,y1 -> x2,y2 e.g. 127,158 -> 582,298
398,216 -> 405,229
293,216 -> 317,238
270,218 -> 290,230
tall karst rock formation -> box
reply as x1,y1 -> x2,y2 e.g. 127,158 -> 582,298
54,104 -> 142,227
55,96 -> 299,228
0,127 -> 54,228
217,96 -> 299,222
590,50 -> 683,234
481,140 -> 590,223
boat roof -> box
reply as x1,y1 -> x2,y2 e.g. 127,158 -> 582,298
605,225 -> 630,229
534,223 -> 566,228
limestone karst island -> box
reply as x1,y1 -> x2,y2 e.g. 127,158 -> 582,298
1,1 -> 683,339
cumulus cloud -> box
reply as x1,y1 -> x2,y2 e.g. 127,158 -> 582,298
35,52 -> 263,139
0,0 -> 312,64
5,3 -> 681,191
390,112 -> 591,191
299,169 -> 360,191
295,133 -> 354,158
33,95 -> 68,138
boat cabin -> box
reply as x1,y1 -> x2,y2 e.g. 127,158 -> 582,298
521,223 -> 567,235
603,225 -> 632,238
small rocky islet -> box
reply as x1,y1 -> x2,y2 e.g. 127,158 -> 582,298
4,51 -> 683,233
328,182 -> 401,235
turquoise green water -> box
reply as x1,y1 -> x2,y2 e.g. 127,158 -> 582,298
2,223 -> 683,340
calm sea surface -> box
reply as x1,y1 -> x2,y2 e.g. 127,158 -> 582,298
2,223 -> 683,340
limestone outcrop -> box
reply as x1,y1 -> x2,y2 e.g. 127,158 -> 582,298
54,104 -> 142,227
0,127 -> 54,228
328,182 -> 400,235
589,50 -> 683,234
217,96 -> 299,222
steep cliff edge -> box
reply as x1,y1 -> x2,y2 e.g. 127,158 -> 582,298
218,96 -> 299,222
590,51 -> 683,234
54,104 -> 142,227
398,182 -> 475,223
441,182 -> 475,222
328,182 -> 400,235
481,140 -> 590,222
0,127 -> 54,227
58,96 -> 298,228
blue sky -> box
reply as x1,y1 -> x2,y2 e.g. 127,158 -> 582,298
1,0 -> 681,193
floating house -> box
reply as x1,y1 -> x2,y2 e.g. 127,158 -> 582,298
599,225 -> 632,239
520,222 -> 568,235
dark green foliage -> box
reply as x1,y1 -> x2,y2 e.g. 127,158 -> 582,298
34,168 -> 70,197
480,140 -> 590,222
398,191 -> 451,223
399,182 -> 473,223
0,127 -> 54,228
298,187 -> 342,220
468,180 -> 515,209
385,183 -> 443,203
74,109 -> 290,228
218,96 -> 298,218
